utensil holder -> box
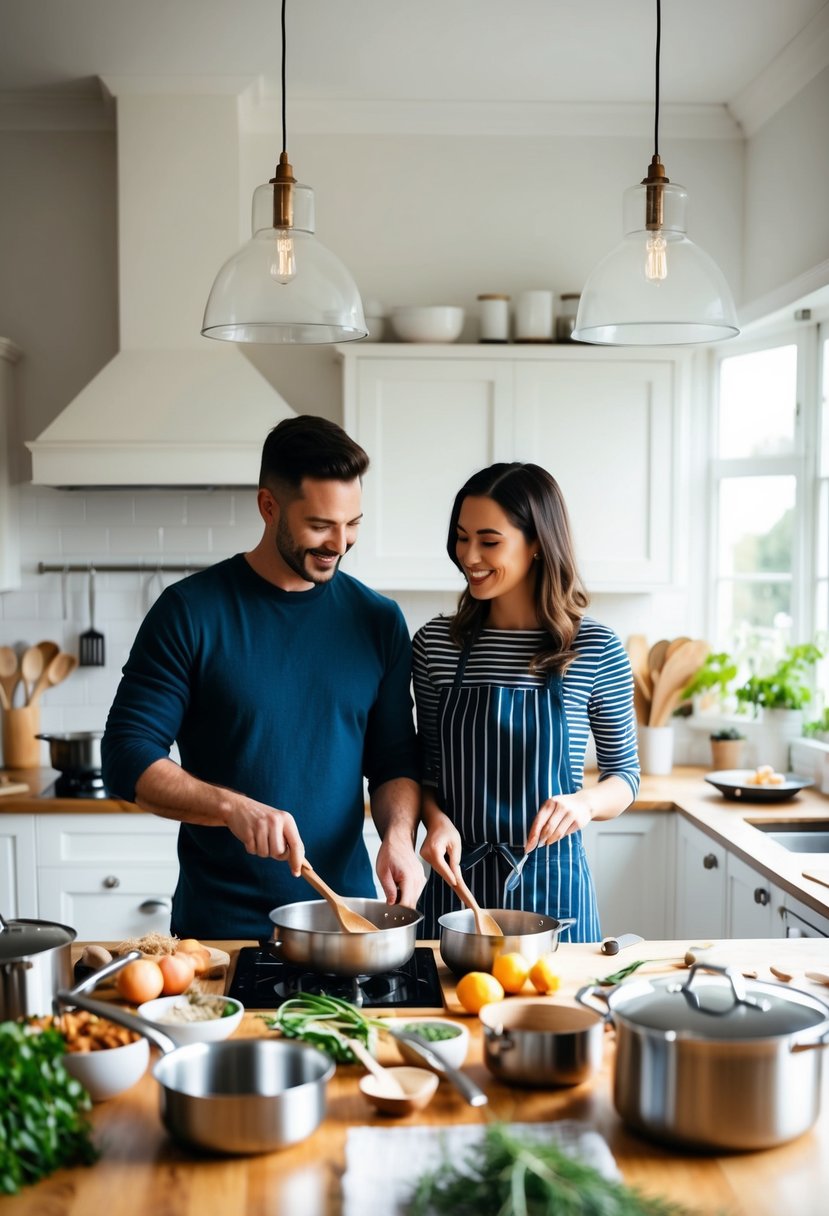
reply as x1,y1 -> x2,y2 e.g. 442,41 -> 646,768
638,724 -> 674,776
2,705 -> 41,768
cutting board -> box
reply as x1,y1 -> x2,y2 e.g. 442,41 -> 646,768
0,780 -> 30,796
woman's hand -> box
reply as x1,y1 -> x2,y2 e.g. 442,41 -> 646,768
526,791 -> 595,851
419,796 -> 463,888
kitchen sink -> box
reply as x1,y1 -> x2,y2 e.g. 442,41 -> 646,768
751,821 -> 829,853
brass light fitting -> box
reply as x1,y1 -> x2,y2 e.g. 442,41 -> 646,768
642,153 -> 669,231
271,151 -> 296,229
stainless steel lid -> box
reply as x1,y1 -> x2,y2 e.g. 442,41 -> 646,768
608,964 -> 829,1040
0,917 -> 76,961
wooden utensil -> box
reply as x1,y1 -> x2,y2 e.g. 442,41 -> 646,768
665,636 -> 691,661
29,652 -> 79,705
647,639 -> 670,680
452,869 -> 504,936
79,567 -> 105,666
20,646 -> 43,704
0,646 -> 20,709
35,640 -> 60,671
342,1036 -> 407,1097
649,639 -> 710,727
300,860 -> 377,933
625,634 -> 652,724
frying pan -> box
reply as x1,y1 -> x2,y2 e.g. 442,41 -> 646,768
268,898 -> 422,976
56,988 -> 334,1154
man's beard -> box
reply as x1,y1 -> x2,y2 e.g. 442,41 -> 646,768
275,516 -> 347,584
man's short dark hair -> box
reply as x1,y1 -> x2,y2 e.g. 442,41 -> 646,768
259,415 -> 369,494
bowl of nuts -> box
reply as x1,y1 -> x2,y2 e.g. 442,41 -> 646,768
31,1010 -> 149,1102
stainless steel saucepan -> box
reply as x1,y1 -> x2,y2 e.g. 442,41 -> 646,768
0,913 -> 76,1019
438,908 -> 575,976
268,898 -> 422,977
57,988 -> 335,1154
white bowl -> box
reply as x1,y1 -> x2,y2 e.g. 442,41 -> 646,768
382,1016 -> 470,1071
391,305 -> 465,343
137,994 -> 244,1046
358,1066 -> 438,1116
62,1035 -> 149,1103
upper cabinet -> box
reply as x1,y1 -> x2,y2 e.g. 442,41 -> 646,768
339,344 -> 689,592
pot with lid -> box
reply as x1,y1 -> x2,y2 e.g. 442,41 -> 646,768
577,962 -> 829,1150
0,913 -> 76,1019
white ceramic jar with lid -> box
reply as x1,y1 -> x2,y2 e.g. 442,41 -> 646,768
556,293 -> 581,342
477,294 -> 510,343
515,290 -> 554,342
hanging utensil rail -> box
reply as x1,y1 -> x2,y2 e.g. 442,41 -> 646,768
38,562 -> 210,575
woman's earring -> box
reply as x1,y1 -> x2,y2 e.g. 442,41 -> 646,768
533,552 -> 541,561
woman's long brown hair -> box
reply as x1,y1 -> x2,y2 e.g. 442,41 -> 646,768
446,463 -> 589,675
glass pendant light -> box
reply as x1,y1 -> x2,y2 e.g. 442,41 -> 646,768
573,0 -> 739,346
202,0 -> 367,344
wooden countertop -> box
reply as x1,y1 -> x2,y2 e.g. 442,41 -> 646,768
5,939 -> 829,1216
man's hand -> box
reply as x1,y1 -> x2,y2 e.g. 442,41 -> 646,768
222,797 -> 306,875
419,803 -> 463,890
376,824 -> 427,908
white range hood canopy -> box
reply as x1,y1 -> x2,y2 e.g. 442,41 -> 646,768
27,78 -> 296,489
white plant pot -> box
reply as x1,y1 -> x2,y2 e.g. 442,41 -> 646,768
638,725 -> 674,776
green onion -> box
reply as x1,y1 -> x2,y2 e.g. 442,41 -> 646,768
260,994 -> 388,1063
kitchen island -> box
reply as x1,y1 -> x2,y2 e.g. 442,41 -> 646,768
4,938 -> 829,1216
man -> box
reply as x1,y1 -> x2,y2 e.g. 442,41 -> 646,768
102,415 -> 425,939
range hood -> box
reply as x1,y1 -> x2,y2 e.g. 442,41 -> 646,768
28,79 -> 295,489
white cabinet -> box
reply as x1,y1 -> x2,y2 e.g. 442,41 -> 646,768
0,338 -> 22,591
35,814 -> 179,939
675,816 -> 727,939
725,851 -> 784,938
581,812 -> 674,940
340,344 -> 687,591
0,814 -> 37,917
779,894 -> 829,937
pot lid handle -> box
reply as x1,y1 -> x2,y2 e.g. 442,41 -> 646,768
679,962 -> 771,1016
0,912 -> 8,933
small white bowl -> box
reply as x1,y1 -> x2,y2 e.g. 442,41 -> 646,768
382,1016 -> 470,1071
358,1066 -> 438,1116
391,305 -> 465,343
137,994 -> 244,1046
62,1035 -> 149,1103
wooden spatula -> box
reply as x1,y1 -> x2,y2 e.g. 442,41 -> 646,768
649,639 -> 710,727
452,869 -> 504,936
300,860 -> 377,933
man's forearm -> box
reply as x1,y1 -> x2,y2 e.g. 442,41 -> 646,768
134,757 -> 236,827
370,777 -> 421,842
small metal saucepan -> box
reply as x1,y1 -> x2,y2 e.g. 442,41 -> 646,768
479,998 -> 605,1088
438,908 -> 575,976
36,731 -> 102,774
57,987 -> 335,1154
268,899 -> 422,977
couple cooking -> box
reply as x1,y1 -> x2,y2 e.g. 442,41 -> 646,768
102,416 -> 639,944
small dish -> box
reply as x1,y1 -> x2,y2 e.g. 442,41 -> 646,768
390,306 -> 464,343
137,994 -> 244,1046
380,1017 -> 470,1070
705,770 -> 813,804
358,1066 -> 438,1116
61,1035 -> 149,1102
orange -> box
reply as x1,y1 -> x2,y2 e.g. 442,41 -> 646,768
455,971 -> 505,1014
528,954 -> 562,995
491,951 -> 531,994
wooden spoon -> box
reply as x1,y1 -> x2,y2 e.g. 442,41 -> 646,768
649,639 -> 710,727
20,646 -> 44,705
452,869 -> 504,936
300,859 -> 377,933
647,639 -> 670,677
342,1036 -> 407,1097
35,640 -> 60,671
0,646 -> 20,709
30,652 -> 79,705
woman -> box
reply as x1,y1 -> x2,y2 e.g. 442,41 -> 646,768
413,462 -> 639,941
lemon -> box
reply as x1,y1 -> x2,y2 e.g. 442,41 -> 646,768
491,951 -> 531,994
528,953 -> 562,995
456,971 -> 505,1014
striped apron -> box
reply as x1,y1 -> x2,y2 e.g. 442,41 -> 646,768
419,632 -> 601,942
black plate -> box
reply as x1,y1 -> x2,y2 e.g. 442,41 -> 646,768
705,769 -> 814,803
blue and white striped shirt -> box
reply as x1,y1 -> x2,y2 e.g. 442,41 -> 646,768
412,614 -> 640,800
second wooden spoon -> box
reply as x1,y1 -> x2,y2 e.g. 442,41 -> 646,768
300,859 -> 377,933
453,869 -> 504,937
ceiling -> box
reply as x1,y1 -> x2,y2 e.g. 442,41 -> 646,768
0,0 -> 826,110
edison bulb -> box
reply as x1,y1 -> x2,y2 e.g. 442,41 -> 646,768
645,231 -> 667,281
269,230 -> 296,284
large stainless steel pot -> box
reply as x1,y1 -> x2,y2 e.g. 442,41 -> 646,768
0,913 -> 76,1019
479,997 -> 605,1088
268,899 -> 422,977
577,962 -> 829,1151
57,988 -> 335,1154
36,731 -> 102,773
438,909 -> 575,976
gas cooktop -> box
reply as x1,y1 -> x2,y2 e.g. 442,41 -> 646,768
227,944 -> 445,1011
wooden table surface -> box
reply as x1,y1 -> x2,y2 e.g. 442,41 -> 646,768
6,938 -> 829,1216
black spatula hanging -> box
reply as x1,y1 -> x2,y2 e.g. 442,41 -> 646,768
79,566 -> 105,666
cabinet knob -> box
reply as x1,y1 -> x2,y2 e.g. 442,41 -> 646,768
703,853 -> 719,870
754,887 -> 770,906
139,899 -> 171,914
102,874 -> 120,890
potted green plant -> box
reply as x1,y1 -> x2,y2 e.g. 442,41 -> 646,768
735,642 -> 825,772
804,708 -> 829,744
709,726 -> 746,770
681,651 -> 739,714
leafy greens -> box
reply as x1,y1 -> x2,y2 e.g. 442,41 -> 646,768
261,993 -> 389,1062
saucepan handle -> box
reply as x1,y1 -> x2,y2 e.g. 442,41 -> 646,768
67,949 -> 142,996
790,1030 -> 829,1054
575,984 -> 613,1023
56,986 -> 178,1055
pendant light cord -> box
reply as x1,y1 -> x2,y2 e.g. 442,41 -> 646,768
280,0 -> 286,155
653,0 -> 661,157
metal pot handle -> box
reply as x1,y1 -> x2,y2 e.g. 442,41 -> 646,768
791,1031 -> 829,1055
482,1025 -> 515,1057
575,984 -> 613,1023
67,949 -> 142,996
56,986 -> 178,1055
556,918 -> 577,932
679,962 -> 771,1015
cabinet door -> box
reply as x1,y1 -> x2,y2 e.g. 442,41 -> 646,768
581,813 -> 674,940
0,814 -> 37,917
725,852 -> 783,938
513,359 -> 676,586
344,357 -> 514,589
674,816 -> 727,939
37,867 -> 179,940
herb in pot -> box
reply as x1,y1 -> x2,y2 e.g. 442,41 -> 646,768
0,1020 -> 99,1195
261,994 -> 388,1063
405,1122 -> 695,1215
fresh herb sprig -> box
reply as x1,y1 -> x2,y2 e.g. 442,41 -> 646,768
406,1123 -> 695,1216
0,1020 -> 99,1195
260,993 -> 388,1062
